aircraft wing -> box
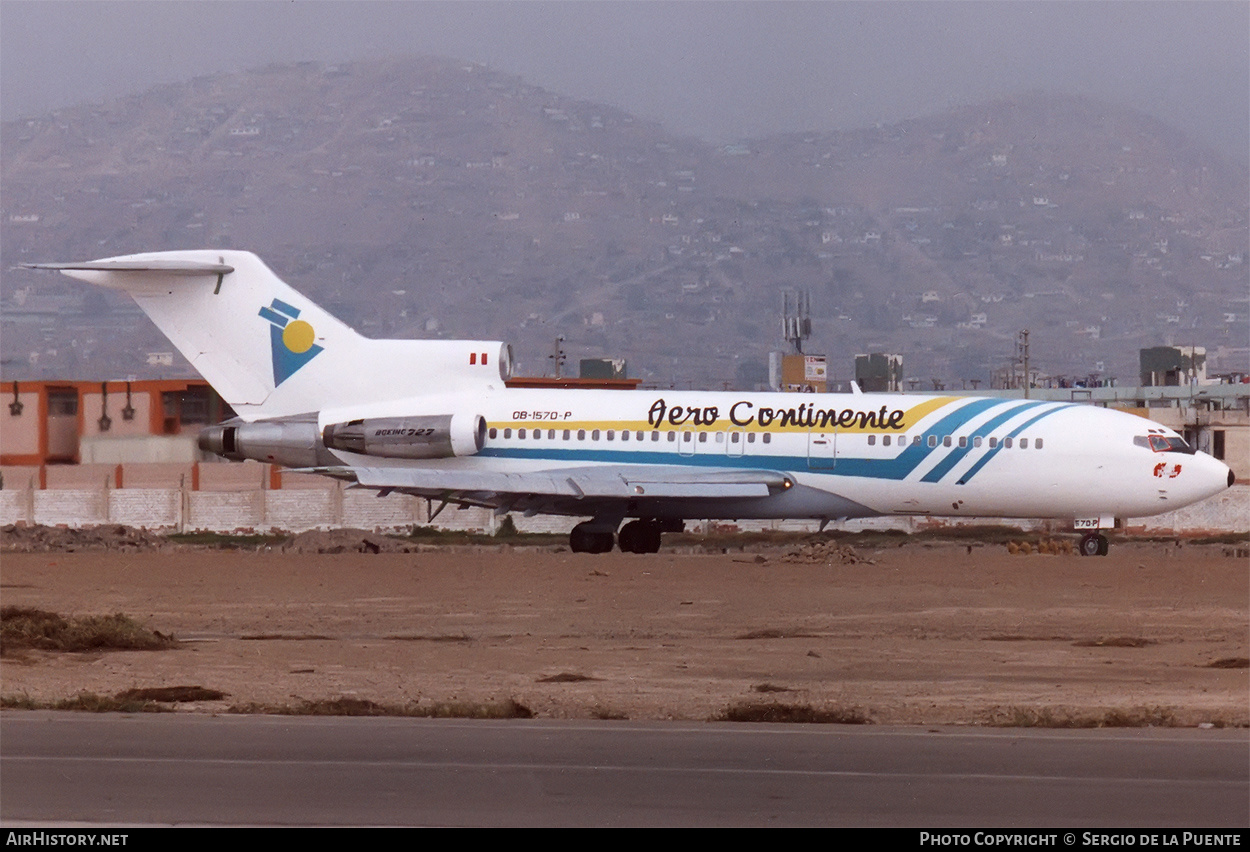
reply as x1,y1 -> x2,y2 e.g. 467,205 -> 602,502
299,464 -> 792,500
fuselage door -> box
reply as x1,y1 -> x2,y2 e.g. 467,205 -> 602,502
808,429 -> 836,469
678,427 -> 697,457
726,427 -> 745,458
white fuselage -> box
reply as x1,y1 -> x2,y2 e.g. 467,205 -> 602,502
319,387 -> 1232,523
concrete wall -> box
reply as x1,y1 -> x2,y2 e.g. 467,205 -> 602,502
1,475 -> 1245,537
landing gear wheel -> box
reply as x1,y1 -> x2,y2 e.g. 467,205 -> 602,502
618,520 -> 662,554
570,522 -> 615,554
1080,532 -> 1109,557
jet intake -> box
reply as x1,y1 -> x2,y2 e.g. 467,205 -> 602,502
322,414 -> 486,459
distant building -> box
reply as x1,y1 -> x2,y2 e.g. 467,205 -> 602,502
1,379 -> 228,466
1141,346 -> 1207,386
855,353 -> 903,393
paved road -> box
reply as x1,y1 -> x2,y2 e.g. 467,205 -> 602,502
2,713 -> 1246,827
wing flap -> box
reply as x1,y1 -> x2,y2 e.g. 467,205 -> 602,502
299,465 -> 789,500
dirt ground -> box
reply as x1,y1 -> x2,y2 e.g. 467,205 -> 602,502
1,532 -> 1247,726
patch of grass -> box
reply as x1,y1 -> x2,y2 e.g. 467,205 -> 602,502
716,702 -> 872,724
537,672 -> 599,683
1,607 -> 176,655
736,628 -> 820,640
985,706 -> 1179,728
0,691 -> 173,713
752,683 -> 793,693
227,697 -> 535,719
165,531 -> 287,549
240,633 -> 334,641
1072,637 -> 1154,648
116,686 -> 227,703
405,524 -> 563,545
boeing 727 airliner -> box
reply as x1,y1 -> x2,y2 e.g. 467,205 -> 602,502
25,250 -> 1234,555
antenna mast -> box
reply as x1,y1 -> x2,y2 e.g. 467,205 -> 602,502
782,290 -> 812,354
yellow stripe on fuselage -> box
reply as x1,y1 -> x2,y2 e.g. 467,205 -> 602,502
492,396 -> 962,435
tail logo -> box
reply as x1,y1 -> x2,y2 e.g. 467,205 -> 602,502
259,299 -> 323,386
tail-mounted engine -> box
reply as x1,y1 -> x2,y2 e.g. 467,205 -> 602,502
322,414 -> 486,459
198,414 -> 327,468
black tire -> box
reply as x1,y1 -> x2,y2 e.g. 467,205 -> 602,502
570,522 -> 597,554
618,522 -> 641,554
1079,533 -> 1102,557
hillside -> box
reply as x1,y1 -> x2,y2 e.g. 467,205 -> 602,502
3,57 -> 1246,387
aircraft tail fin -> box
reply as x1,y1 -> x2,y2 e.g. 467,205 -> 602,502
25,250 -> 510,419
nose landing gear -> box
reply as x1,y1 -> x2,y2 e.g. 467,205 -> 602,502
1079,532 -> 1109,557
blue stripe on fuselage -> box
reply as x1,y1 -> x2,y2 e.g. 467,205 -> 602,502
920,401 -> 1067,483
955,405 -> 1069,484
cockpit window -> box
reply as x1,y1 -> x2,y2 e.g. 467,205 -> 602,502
1139,435 -> 1195,454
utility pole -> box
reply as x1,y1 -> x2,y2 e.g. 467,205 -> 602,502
1017,329 -> 1031,399
549,336 -> 566,379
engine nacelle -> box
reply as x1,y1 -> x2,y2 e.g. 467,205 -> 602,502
321,414 -> 486,459
198,415 -> 327,468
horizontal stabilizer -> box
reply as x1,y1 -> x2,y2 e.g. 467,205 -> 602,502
22,260 -> 234,275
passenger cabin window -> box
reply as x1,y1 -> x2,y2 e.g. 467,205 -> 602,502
1035,438 -> 1043,449
489,428 -> 498,439
928,436 -> 937,448
989,437 -> 998,449
1020,438 -> 1028,449
867,435 -> 876,446
1004,437 -> 1013,448
762,433 -> 771,444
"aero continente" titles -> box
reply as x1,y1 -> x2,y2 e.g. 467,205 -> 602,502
647,398 -> 906,431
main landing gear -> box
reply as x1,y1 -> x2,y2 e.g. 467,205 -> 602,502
569,518 -> 672,554
1079,532 -> 1110,557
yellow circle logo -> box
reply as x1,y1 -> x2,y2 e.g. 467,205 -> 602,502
282,320 -> 316,354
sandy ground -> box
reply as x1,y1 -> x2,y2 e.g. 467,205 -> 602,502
1,538 -> 1247,726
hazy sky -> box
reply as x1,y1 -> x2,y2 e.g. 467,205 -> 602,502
2,1 -> 1247,162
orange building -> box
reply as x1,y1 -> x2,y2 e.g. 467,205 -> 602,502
0,379 -> 229,466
